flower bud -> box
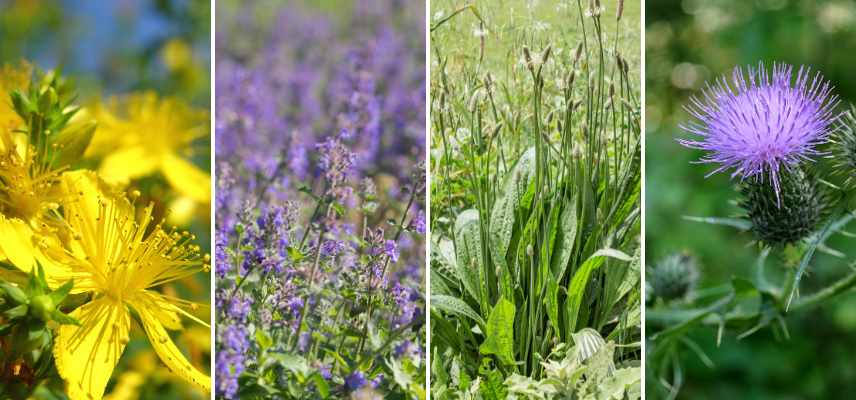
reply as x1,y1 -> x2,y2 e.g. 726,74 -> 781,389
30,294 -> 55,322
51,119 -> 96,167
739,167 -> 824,246
832,106 -> 856,185
648,253 -> 699,302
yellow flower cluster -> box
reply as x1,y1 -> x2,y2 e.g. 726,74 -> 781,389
0,62 -> 211,399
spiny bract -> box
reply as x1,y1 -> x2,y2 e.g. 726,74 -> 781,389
739,166 -> 825,246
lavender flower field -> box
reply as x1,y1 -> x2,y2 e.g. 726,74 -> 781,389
214,1 -> 425,399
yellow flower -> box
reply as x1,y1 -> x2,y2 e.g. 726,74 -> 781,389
0,127 -> 64,270
42,170 -> 210,399
87,92 -> 210,204
161,38 -> 193,73
0,61 -> 30,131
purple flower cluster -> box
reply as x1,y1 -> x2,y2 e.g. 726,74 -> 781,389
214,1 -> 425,398
216,324 -> 250,399
679,62 -> 840,202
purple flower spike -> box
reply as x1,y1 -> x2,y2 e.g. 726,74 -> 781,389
679,62 -> 840,203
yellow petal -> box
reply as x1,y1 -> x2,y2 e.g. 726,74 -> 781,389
98,146 -> 159,185
0,214 -> 35,271
161,153 -> 210,204
102,371 -> 145,400
55,298 -> 131,400
166,195 -> 197,227
134,291 -> 184,330
50,171 -> 135,292
34,236 -> 99,293
131,296 -> 211,393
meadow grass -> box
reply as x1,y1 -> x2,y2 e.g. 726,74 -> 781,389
430,1 -> 642,398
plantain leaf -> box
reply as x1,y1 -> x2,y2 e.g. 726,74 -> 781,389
551,197 -> 578,280
489,147 -> 535,278
454,209 -> 483,303
479,296 -> 516,366
566,249 -> 631,333
431,294 -> 486,327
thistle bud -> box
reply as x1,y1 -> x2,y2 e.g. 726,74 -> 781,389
739,167 -> 825,246
832,105 -> 856,185
648,252 -> 699,302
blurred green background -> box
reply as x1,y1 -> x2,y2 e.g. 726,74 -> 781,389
647,0 -> 856,398
0,1 -> 211,399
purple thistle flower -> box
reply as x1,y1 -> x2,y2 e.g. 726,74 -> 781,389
678,62 -> 840,203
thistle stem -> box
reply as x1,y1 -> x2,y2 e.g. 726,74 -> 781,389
792,263 -> 856,312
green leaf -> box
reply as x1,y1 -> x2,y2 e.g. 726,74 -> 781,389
331,203 -> 345,217
551,198 -> 578,280
10,90 -> 33,117
51,120 -> 95,167
266,353 -> 309,376
597,366 -> 641,400
255,330 -> 273,351
48,279 -> 74,306
682,215 -> 752,230
431,294 -> 486,327
388,357 -> 415,392
479,296 -> 516,366
287,247 -> 305,263
311,373 -> 330,398
454,209 -> 483,303
430,268 -> 452,296
4,304 -> 28,319
787,212 -> 855,310
566,250 -> 629,334
479,360 -> 508,400
0,283 -> 28,304
489,147 -> 536,277
322,349 -> 347,368
431,310 -> 466,353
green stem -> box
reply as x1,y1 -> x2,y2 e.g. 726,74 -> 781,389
792,264 -> 856,312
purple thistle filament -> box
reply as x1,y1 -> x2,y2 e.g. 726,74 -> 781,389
679,62 -> 840,202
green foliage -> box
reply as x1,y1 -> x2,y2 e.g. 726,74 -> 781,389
430,0 -> 641,397
646,0 -> 856,397
10,69 -> 94,170
504,331 -> 640,400
0,265 -> 78,398
479,297 -> 515,366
